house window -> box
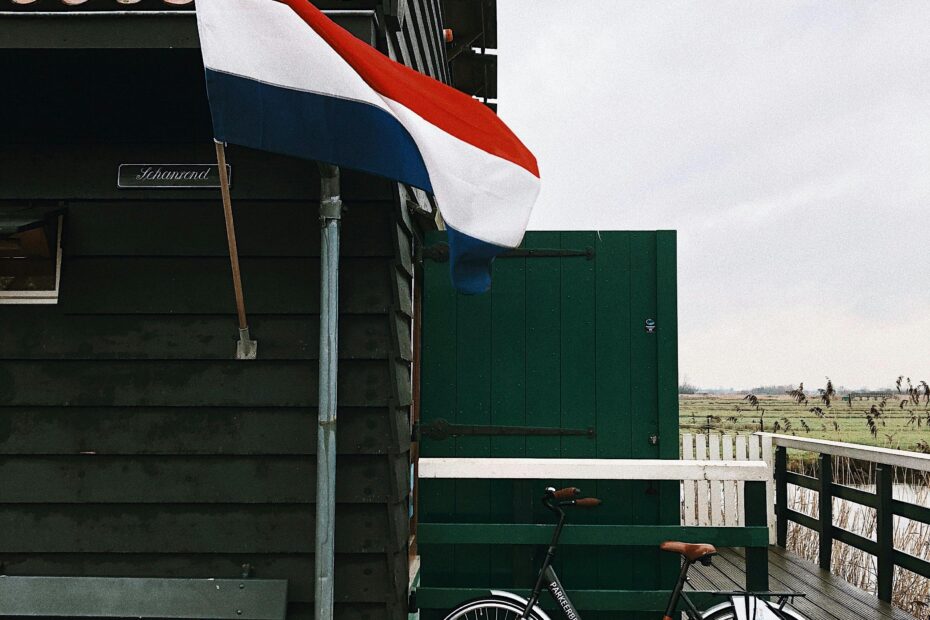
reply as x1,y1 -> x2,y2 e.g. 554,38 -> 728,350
0,208 -> 64,304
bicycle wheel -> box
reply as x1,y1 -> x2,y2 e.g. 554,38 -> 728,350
701,604 -> 736,620
442,594 -> 545,620
701,598 -> 809,620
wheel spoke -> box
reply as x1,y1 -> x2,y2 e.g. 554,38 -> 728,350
444,599 -> 532,620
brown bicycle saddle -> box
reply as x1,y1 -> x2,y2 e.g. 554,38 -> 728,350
659,540 -> 717,562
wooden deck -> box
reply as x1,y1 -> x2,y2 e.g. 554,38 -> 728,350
686,546 -> 914,620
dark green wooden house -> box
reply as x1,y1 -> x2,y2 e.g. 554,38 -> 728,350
0,2 -> 495,620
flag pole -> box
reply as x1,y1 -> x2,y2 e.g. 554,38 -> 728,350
214,139 -> 257,360
315,163 -> 341,620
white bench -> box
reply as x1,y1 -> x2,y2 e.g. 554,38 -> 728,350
0,576 -> 288,619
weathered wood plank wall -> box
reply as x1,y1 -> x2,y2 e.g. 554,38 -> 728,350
0,151 -> 414,620
0,156 -> 411,618
0,106 -> 414,620
0,2 -> 460,616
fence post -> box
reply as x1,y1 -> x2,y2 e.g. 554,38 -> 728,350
696,435 -> 709,525
722,436 -> 737,527
775,446 -> 787,548
876,464 -> 894,603
818,453 -> 833,571
682,434 -> 696,526
759,434 -> 776,544
709,433 -> 722,525
744,480 -> 769,592
736,435 -> 749,526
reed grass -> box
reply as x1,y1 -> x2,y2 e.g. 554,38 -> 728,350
785,457 -> 930,617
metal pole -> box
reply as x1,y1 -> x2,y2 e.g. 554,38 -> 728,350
315,163 -> 341,620
214,139 -> 257,360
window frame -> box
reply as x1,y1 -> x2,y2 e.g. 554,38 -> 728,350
0,215 -> 63,305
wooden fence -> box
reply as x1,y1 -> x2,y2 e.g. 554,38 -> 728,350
762,433 -> 930,603
681,433 -> 776,543
415,457 -> 772,612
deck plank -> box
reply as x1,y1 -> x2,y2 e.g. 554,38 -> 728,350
754,547 -> 907,620
770,547 -> 911,620
744,547 -> 905,620
685,547 -> 913,620
716,548 -> 847,620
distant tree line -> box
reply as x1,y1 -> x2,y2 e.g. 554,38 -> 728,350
746,384 -> 797,395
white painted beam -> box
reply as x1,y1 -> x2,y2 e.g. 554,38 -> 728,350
417,458 -> 770,481
758,433 -> 930,472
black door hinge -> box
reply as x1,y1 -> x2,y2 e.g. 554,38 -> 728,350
413,419 -> 595,442
420,243 -> 594,263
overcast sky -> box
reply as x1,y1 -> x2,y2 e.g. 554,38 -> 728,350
496,1 -> 930,390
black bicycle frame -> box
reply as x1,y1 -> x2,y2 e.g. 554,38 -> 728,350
523,560 -> 700,620
521,496 -> 576,620
528,559 -> 799,620
541,566 -> 581,620
522,490 -> 803,620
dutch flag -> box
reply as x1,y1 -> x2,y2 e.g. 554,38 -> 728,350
195,0 -> 540,294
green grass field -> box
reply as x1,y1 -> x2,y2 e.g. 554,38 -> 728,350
679,394 -> 930,452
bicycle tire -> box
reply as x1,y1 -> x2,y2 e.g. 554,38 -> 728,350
442,594 -> 547,620
701,607 -> 736,620
701,598 -> 809,620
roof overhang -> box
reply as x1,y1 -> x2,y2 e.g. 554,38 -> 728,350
0,8 -> 378,49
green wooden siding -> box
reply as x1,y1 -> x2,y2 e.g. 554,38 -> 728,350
0,146 -> 414,620
0,7 -> 469,618
419,230 -> 679,619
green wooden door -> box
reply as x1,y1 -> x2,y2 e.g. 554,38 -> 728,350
418,231 -> 679,619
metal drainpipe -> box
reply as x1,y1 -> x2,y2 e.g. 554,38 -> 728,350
315,164 -> 341,620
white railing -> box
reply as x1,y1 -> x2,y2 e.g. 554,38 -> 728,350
420,434 -> 930,551
416,457 -> 774,608
681,433 -> 776,543
420,455 -> 775,545
756,432 -> 930,603
418,457 -> 770,481
758,433 -> 930,472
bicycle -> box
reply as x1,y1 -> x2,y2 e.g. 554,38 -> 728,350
441,486 -> 807,620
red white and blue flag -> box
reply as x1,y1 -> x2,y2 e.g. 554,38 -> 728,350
195,0 -> 540,293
